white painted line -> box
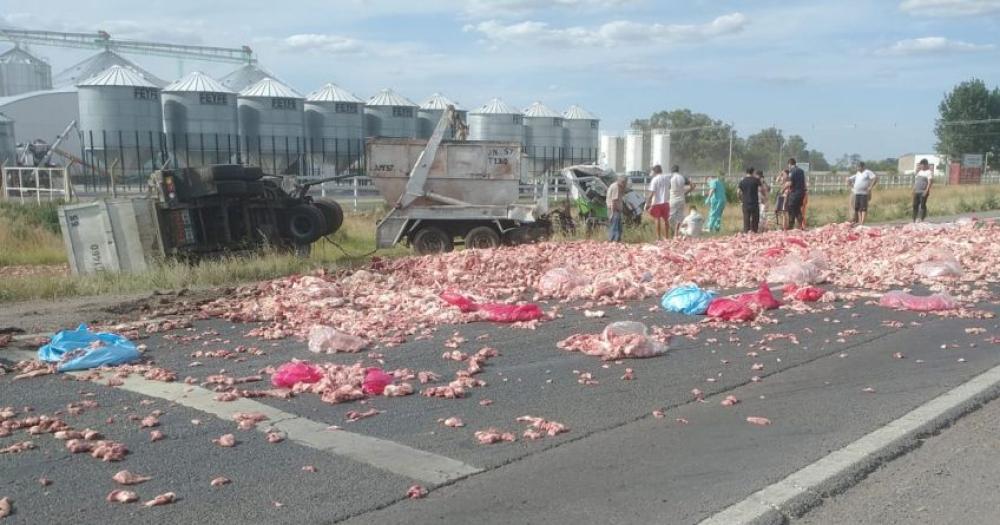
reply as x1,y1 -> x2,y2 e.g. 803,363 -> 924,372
2,349 -> 481,484
699,363 -> 1000,525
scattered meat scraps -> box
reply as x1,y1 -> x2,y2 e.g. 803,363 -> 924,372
746,416 -> 772,426
91,441 -> 128,462
345,408 -> 382,422
516,415 -> 569,439
720,395 -> 740,407
106,490 -> 138,504
308,325 -> 368,354
474,428 -> 517,445
149,430 -> 165,442
213,434 -> 236,448
441,417 -> 464,428
0,441 -> 35,454
112,470 -> 151,486
210,477 -> 231,487
407,485 -> 428,499
143,492 -> 176,507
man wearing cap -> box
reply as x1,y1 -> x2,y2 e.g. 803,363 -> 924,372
606,174 -> 627,242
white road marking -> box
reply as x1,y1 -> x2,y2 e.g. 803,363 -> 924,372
699,363 -> 1000,525
2,349 -> 480,484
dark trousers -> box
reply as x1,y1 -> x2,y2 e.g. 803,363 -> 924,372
742,204 -> 760,233
912,193 -> 928,221
786,193 -> 804,229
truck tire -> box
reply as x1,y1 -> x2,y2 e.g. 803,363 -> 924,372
411,227 -> 454,255
465,226 -> 501,249
312,200 -> 344,236
285,204 -> 328,245
215,181 -> 247,195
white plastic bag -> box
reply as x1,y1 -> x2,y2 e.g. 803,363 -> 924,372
307,325 -> 368,354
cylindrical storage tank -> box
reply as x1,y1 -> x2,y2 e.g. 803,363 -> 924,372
161,71 -> 239,166
0,47 -> 52,97
218,63 -> 275,93
238,77 -> 305,174
468,98 -> 523,143
522,101 -> 564,180
364,89 -> 417,138
417,93 -> 466,139
563,105 -> 599,163
599,134 -> 624,173
650,129 -> 671,172
0,113 -> 15,165
77,65 -> 163,180
304,82 -> 365,176
624,129 -> 645,176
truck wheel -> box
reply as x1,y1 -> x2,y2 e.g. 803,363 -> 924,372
312,200 -> 344,236
412,227 -> 454,255
465,226 -> 500,249
285,205 -> 328,245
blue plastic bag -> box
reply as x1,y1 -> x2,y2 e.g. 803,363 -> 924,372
661,285 -> 718,315
37,324 -> 141,372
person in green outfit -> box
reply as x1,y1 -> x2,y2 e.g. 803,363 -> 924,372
704,174 -> 727,233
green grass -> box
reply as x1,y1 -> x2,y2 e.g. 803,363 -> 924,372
0,201 -> 67,266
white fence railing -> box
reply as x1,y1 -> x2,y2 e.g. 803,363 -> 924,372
1,166 -> 71,204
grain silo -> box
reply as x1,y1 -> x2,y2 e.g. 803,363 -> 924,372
77,65 -> 163,178
304,82 -> 365,176
365,89 -> 417,138
161,71 -> 238,166
0,46 -> 52,97
0,112 -> 15,165
238,77 -> 305,174
417,93 -> 466,139
523,102 -> 564,159
54,50 -> 165,88
600,134 -> 624,173
624,128 -> 645,176
563,105 -> 599,163
468,98 -> 523,143
650,129 -> 671,173
219,63 -> 276,93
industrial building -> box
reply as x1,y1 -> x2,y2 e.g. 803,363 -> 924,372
0,112 -> 15,164
0,46 -> 51,96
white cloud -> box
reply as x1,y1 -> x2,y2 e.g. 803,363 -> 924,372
900,0 -> 1000,16
878,36 -> 995,55
463,0 -> 641,18
277,34 -> 366,55
464,12 -> 746,48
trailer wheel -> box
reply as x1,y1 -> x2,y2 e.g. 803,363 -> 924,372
285,204 -> 328,245
313,200 -> 344,236
412,227 -> 454,255
465,226 -> 501,250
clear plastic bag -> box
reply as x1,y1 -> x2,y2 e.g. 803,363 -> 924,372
538,268 -> 586,297
913,250 -> 962,279
307,325 -> 368,354
661,285 -> 718,315
767,252 -> 827,285
37,324 -> 141,372
600,321 -> 665,359
879,291 -> 958,312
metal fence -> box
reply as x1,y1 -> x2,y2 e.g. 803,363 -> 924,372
0,166 -> 70,203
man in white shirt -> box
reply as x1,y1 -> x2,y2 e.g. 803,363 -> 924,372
912,158 -> 934,222
645,165 -> 671,240
606,174 -> 626,242
847,162 -> 877,225
667,165 -> 693,238
680,206 -> 704,237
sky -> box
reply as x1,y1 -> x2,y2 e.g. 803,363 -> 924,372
2,0 -> 1000,160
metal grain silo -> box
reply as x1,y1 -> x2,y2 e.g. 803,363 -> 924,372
161,71 -> 238,166
600,134 -> 624,173
0,112 -> 15,165
468,98 -> 523,143
77,65 -> 163,178
238,77 -> 305,174
417,93 -> 466,139
563,105 -> 599,163
219,63 -> 275,93
523,102 -> 563,162
365,89 -> 417,138
304,82 -> 365,176
0,46 -> 52,97
650,129 -> 672,173
624,128 -> 645,176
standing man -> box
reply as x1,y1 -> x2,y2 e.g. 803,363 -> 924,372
784,158 -> 807,230
668,165 -> 693,238
847,162 -> 877,225
645,165 -> 671,240
755,169 -> 771,231
738,168 -> 762,233
606,174 -> 627,242
912,158 -> 934,222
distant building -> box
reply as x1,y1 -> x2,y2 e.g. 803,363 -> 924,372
897,153 -> 944,175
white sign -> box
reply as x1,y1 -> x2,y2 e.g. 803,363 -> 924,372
799,162 -> 811,174
963,154 -> 984,168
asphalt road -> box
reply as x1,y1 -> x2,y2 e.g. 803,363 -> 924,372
1,284 -> 998,524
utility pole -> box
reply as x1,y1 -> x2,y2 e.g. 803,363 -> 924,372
727,123 -> 734,178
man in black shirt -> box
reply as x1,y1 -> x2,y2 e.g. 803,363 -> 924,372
738,168 -> 762,233
784,158 -> 807,230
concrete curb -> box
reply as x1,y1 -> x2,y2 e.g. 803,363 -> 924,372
699,363 -> 1000,525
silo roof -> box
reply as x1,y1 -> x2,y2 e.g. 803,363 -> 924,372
523,101 -> 561,118
55,50 -> 165,88
563,105 -> 599,120
163,71 -> 232,93
306,83 -> 363,103
420,93 -> 462,111
0,47 -> 48,66
0,111 -> 12,123
366,88 -> 416,107
77,64 -> 159,88
239,77 -> 302,98
471,97 -> 520,115
219,63 -> 277,92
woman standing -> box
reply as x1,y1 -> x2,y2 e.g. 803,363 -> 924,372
773,169 -> 788,230
705,174 -> 727,233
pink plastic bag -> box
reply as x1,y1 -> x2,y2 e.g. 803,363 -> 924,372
440,292 -> 544,323
362,368 -> 394,395
732,283 -> 781,310
271,361 -> 324,388
879,291 -> 958,312
782,284 -> 825,302
707,298 -> 757,322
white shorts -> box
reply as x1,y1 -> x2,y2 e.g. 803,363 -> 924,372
668,201 -> 685,225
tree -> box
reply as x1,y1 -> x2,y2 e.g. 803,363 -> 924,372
807,150 -> 830,171
784,135 -> 808,161
935,79 -> 1000,159
743,127 -> 784,172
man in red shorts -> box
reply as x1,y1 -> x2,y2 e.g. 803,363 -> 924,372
645,164 -> 671,240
